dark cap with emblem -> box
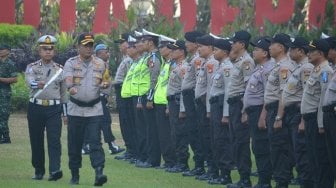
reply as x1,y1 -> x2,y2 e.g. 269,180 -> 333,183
78,33 -> 94,45
184,31 -> 205,43
167,40 -> 186,51
0,44 -> 11,50
196,35 -> 215,46
308,39 -> 330,53
230,30 -> 251,43
213,38 -> 231,51
289,36 -> 309,50
115,33 -> 130,43
37,35 -> 57,47
268,33 -> 291,48
324,36 -> 336,49
250,36 -> 271,51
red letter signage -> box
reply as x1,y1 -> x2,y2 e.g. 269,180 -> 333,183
23,0 -> 40,28
255,0 -> 295,26
60,0 -> 76,32
0,0 -> 15,24
210,0 -> 239,34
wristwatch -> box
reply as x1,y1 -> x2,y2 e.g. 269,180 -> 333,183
275,115 -> 282,121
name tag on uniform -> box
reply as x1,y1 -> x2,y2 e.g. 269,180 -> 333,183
224,68 -> 230,77
303,69 -> 311,81
322,71 -> 329,83
214,73 -> 220,80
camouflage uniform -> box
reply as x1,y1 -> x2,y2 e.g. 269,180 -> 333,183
0,58 -> 18,142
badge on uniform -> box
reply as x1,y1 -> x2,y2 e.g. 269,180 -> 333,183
224,68 -> 230,77
321,71 -> 329,83
287,83 -> 295,90
74,77 -> 81,84
303,69 -> 311,81
181,68 -> 186,78
280,68 -> 288,79
250,84 -> 255,89
207,63 -> 214,73
195,59 -> 201,70
148,59 -> 154,68
243,61 -> 250,70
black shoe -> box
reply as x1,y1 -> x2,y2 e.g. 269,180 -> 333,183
253,183 -> 272,188
69,169 -> 79,185
208,175 -> 232,185
166,164 -> 189,173
48,170 -> 63,181
0,138 -> 11,144
128,158 -> 137,164
182,167 -> 205,176
114,152 -> 131,160
94,167 -> 107,186
32,174 -> 44,180
109,142 -> 125,155
135,161 -> 152,168
251,171 -> 259,177
195,172 -> 214,181
227,179 -> 252,188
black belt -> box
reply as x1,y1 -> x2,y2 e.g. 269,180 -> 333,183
245,105 -> 263,114
322,102 -> 336,113
302,111 -> 317,120
195,94 -> 206,104
284,102 -> 301,114
265,101 -> 279,111
167,93 -> 180,102
227,94 -> 243,105
70,96 -> 100,107
114,83 -> 122,89
182,89 -> 194,96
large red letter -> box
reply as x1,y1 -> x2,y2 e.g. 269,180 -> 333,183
255,0 -> 295,26
307,0 -> 327,28
93,0 -> 127,34
23,0 -> 40,27
0,0 -> 15,24
60,0 -> 76,32
156,0 -> 174,25
180,0 -> 197,32
210,0 -> 239,34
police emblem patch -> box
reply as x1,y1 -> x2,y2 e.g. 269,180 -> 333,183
207,63 -> 214,73
280,68 -> 288,79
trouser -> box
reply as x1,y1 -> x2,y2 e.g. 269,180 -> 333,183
246,104 -> 272,184
155,104 -> 176,167
168,94 -> 189,166
284,103 -> 311,185
183,89 -> 205,168
115,84 -> 137,157
142,96 -> 161,166
265,101 -> 290,185
133,96 -> 148,162
210,95 -> 232,177
0,93 -> 11,139
303,112 -> 334,188
323,103 -> 336,181
68,115 -> 105,170
27,103 -> 62,174
228,95 -> 251,180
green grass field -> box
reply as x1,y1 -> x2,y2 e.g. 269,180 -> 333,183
0,112 -> 300,188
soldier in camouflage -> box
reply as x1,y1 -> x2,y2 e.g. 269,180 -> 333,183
0,44 -> 18,144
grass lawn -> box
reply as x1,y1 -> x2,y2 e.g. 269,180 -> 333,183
0,112 -> 300,188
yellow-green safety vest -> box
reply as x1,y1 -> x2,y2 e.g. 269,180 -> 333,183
121,60 -> 137,98
154,62 -> 170,104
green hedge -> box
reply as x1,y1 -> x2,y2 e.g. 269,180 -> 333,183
10,73 -> 29,112
0,24 -> 35,48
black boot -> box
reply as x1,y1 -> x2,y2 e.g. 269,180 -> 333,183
1,131 -> 11,144
94,166 -> 107,186
69,169 -> 79,185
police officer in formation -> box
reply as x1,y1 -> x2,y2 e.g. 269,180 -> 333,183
114,33 -> 137,161
0,44 -> 17,144
63,33 -> 108,186
25,35 -> 65,181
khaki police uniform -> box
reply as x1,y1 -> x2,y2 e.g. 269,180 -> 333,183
25,59 -> 66,177
301,61 -> 334,188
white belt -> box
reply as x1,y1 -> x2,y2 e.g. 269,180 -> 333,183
29,98 -> 60,106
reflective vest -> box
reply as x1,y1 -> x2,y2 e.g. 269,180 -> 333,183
130,55 -> 150,96
154,62 -> 170,104
121,60 -> 137,98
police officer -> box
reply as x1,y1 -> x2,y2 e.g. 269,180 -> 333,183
263,33 -> 296,188
25,35 -> 65,181
165,40 -> 189,173
0,44 -> 17,144
180,31 -> 207,177
64,33 -> 108,186
322,36 -> 336,180
119,36 -> 140,163
114,33 -> 137,161
243,37 -> 274,188
153,35 -> 177,169
226,30 -> 255,188
207,38 -> 234,185
301,39 -> 334,188
282,36 -> 313,187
